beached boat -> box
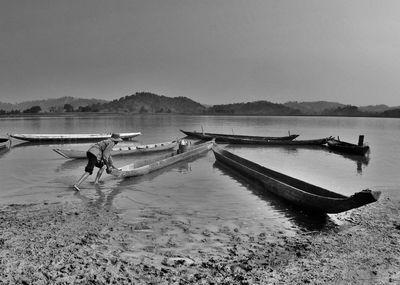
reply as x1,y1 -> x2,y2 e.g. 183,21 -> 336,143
180,129 -> 299,142
9,132 -> 141,143
111,139 -> 214,178
0,137 -> 10,150
326,135 -> 370,156
212,144 -> 380,213
53,140 -> 178,159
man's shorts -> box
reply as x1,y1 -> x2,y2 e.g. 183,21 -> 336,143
85,152 -> 104,175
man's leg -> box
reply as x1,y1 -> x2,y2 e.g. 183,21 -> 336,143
74,172 -> 90,191
94,165 -> 107,184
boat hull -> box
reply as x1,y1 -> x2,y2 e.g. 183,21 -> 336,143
10,132 -> 141,143
180,130 -> 299,142
222,137 -> 328,146
327,139 -> 369,155
212,145 -> 380,213
53,140 -> 178,159
112,140 -> 214,178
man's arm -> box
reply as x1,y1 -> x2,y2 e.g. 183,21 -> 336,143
102,141 -> 115,166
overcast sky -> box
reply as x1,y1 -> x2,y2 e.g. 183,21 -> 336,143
1,0 -> 400,106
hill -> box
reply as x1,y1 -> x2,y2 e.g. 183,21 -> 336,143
99,92 -> 206,114
207,101 -> 301,115
0,102 -> 13,111
1,92 -> 400,117
283,101 -> 345,115
0,97 -> 107,112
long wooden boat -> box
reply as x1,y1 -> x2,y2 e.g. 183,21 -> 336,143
222,137 -> 328,146
0,137 -> 10,150
326,137 -> 369,156
180,129 -> 299,142
9,132 -> 141,143
212,144 -> 380,213
53,140 -> 178,159
111,139 -> 214,178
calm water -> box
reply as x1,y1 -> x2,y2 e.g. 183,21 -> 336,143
0,114 -> 399,235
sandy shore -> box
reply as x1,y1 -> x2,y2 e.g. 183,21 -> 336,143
0,193 -> 399,284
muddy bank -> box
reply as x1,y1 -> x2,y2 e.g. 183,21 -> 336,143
0,193 -> 399,284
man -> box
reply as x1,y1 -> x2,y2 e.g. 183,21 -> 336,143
73,133 -> 123,191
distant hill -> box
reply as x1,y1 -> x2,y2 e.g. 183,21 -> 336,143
358,104 -> 388,113
0,102 -> 13,111
99,92 -> 206,114
382,108 -> 400,117
0,97 -> 107,112
283,101 -> 345,115
1,92 -> 400,117
207,100 -> 301,115
358,104 -> 399,113
320,105 -> 366,116
283,101 -> 400,116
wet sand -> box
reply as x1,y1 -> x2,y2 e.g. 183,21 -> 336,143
0,193 -> 399,284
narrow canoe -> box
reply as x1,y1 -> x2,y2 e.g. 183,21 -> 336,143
111,139 -> 214,178
212,144 -> 380,213
180,130 -> 299,142
0,137 -> 10,150
53,140 -> 178,159
327,138 -> 370,156
9,132 -> 141,143
222,137 -> 329,146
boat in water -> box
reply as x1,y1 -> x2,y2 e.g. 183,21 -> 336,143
53,139 -> 178,159
212,144 -> 380,213
9,132 -> 141,143
111,139 -> 214,178
180,129 -> 299,142
218,137 -> 329,146
326,135 -> 370,156
0,137 -> 11,150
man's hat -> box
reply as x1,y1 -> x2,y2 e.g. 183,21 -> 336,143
111,133 -> 123,142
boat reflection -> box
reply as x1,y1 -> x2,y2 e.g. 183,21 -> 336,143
212,161 -> 337,232
0,146 -> 11,158
11,139 -> 140,149
11,140 -> 89,149
115,157 -> 195,186
323,146 -> 370,174
74,159 -> 195,209
225,144 -> 327,156
55,158 -> 85,172
0,138 -> 11,158
226,144 -> 370,175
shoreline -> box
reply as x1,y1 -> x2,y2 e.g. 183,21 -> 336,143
0,193 -> 399,284
1,112 -> 398,119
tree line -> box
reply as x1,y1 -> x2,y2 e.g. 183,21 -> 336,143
1,95 -> 400,118
0,104 -> 101,115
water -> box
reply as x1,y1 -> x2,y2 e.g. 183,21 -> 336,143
0,114 -> 399,236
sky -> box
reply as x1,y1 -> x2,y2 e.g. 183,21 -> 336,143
1,0 -> 400,106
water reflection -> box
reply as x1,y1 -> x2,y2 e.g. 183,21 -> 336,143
10,139 -> 140,149
11,141 -> 81,149
212,161 -> 337,232
55,159 -> 84,172
0,146 -> 11,158
72,157 -> 197,209
226,143 -> 370,175
322,146 -> 370,174
115,158 -> 194,185
226,144 -> 327,155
